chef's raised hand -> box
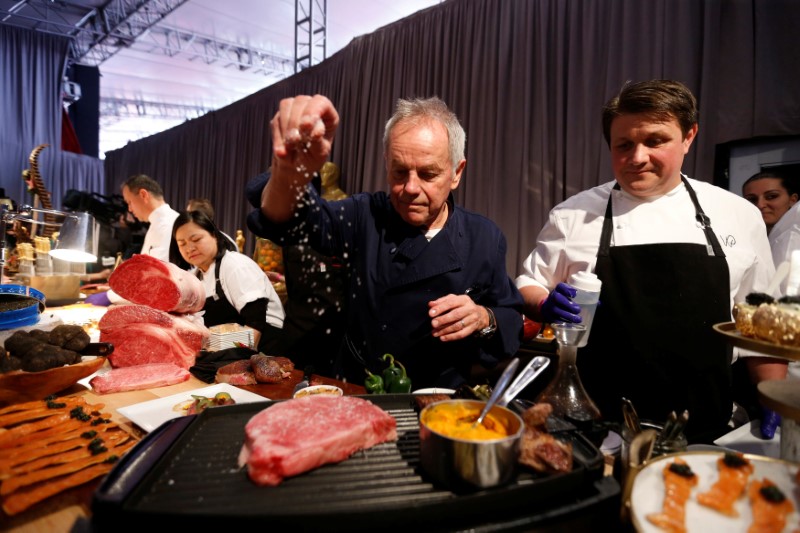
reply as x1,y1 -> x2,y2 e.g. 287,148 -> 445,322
760,407 -> 781,439
270,95 -> 339,181
538,282 -> 582,324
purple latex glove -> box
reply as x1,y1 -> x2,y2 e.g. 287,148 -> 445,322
538,282 -> 582,324
760,407 -> 781,439
85,291 -> 112,307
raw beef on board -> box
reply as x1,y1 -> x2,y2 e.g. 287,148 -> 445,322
90,363 -> 190,394
99,305 -> 209,353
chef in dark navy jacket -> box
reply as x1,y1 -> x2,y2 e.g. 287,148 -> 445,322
247,95 -> 523,388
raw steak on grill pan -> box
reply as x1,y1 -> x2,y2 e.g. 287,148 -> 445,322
239,395 -> 398,486
109,254 -> 205,313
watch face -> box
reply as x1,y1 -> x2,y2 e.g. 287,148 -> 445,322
478,326 -> 496,338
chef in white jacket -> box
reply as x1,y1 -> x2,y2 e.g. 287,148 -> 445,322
516,79 -> 787,443
85,174 -> 179,306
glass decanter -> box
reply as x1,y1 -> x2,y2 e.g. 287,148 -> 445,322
536,323 -> 602,426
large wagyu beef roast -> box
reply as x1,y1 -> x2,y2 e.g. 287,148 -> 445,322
101,323 -> 198,369
109,254 -> 205,313
99,305 -> 209,353
239,395 -> 398,486
99,305 -> 209,369
90,363 -> 190,394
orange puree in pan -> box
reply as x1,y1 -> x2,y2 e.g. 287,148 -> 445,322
422,403 -> 510,440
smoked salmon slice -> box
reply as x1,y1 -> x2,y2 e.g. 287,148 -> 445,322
748,477 -> 794,533
646,457 -> 698,533
697,452 -> 754,516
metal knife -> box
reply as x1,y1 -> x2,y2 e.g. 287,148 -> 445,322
293,365 -> 315,394
81,342 -> 114,356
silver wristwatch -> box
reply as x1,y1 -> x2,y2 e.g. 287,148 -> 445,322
476,306 -> 497,339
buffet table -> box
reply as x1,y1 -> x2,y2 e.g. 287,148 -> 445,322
2,368 -> 364,533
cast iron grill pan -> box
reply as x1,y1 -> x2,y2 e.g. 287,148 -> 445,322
92,395 -> 604,530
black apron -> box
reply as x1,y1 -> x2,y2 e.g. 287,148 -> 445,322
200,265 -> 241,328
578,178 -> 733,443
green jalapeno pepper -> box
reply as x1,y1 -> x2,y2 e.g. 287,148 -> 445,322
387,359 -> 412,393
381,353 -> 404,390
364,369 -> 385,394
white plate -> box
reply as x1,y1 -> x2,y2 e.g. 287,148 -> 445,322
631,451 -> 800,533
714,421 -> 782,458
117,383 -> 269,432
412,388 -> 456,395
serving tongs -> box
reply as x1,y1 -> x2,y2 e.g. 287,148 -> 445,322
498,356 -> 550,407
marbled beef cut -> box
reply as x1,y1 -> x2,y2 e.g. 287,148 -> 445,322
99,305 -> 209,353
239,396 -> 398,486
109,254 -> 205,313
90,363 -> 190,394
101,323 -> 199,369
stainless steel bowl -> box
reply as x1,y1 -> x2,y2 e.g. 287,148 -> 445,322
419,399 -> 524,489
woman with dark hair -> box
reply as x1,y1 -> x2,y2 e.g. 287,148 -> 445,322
170,210 -> 285,351
742,170 -> 799,234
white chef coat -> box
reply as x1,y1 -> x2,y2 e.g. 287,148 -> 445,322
516,176 -> 776,358
140,203 -> 180,262
194,251 -> 285,328
765,201 -> 800,379
768,201 -> 800,294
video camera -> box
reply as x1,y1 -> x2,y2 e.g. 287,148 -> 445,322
62,189 -> 128,226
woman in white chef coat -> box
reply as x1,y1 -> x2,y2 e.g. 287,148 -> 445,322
743,170 -> 800,389
170,210 -> 285,352
744,171 -> 800,293
516,79 -> 787,443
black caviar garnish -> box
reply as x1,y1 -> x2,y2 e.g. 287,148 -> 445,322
90,417 -> 110,426
760,484 -> 786,503
668,462 -> 695,478
81,430 -> 97,439
70,406 -> 91,421
103,455 -> 120,464
88,438 -> 107,455
778,295 -> 800,305
722,452 -> 748,468
46,400 -> 67,409
746,292 -> 775,306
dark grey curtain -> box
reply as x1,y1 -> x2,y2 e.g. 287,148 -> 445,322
103,0 -> 800,273
0,25 -> 104,213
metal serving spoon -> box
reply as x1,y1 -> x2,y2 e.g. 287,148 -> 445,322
471,357 -> 520,429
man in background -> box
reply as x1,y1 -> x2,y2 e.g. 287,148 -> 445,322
85,174 -> 179,305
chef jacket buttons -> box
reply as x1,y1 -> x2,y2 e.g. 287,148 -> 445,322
381,324 -> 388,331
390,247 -> 397,254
